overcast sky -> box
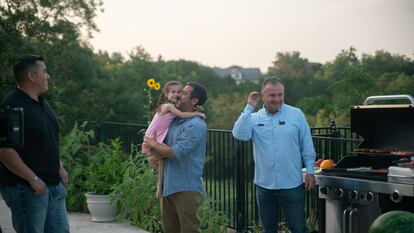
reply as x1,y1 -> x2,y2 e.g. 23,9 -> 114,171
90,0 -> 414,72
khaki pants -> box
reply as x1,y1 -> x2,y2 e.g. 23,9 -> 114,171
161,191 -> 201,233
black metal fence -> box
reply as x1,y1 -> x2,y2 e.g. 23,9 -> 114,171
90,121 -> 147,153
90,121 -> 362,232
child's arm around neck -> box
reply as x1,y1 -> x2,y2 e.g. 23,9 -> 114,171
160,103 -> 205,119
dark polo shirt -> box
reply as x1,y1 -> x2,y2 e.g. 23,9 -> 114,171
0,88 -> 61,186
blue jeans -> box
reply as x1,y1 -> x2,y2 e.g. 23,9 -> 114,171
256,184 -> 307,233
0,183 -> 69,233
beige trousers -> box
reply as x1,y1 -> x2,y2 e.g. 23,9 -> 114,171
161,192 -> 202,233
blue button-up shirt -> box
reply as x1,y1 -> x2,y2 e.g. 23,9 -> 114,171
163,116 -> 206,196
232,104 -> 315,189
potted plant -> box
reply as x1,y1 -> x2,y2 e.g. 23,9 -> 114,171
84,139 -> 127,222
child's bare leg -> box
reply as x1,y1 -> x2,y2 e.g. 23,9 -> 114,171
156,159 -> 164,198
147,155 -> 159,170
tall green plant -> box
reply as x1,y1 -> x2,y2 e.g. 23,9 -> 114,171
84,139 -> 127,194
114,146 -> 229,233
61,122 -> 127,210
60,122 -> 94,212
144,78 -> 161,124
199,197 -> 229,233
114,146 -> 161,231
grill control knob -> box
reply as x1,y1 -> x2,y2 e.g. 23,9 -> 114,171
350,190 -> 358,200
334,188 -> 344,198
320,187 -> 328,195
390,190 -> 402,203
366,192 -> 374,202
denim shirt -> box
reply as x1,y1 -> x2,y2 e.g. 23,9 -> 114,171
163,116 -> 207,196
232,104 -> 316,189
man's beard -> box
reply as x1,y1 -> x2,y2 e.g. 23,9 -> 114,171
176,100 -> 186,111
264,102 -> 279,114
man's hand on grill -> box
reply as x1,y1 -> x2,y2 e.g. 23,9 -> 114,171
305,174 -> 316,190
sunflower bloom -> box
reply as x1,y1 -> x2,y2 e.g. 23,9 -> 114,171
147,79 -> 155,88
154,82 -> 161,90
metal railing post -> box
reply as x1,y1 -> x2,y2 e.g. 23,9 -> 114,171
329,120 -> 338,136
330,120 -> 340,161
235,140 -> 247,232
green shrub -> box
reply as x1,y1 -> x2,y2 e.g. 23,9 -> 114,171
199,196 -> 229,233
84,139 -> 127,194
114,146 -> 161,231
60,122 -> 94,212
61,123 -> 230,232
60,122 -> 127,210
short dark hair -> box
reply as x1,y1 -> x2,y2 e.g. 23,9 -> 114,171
262,76 -> 284,92
13,54 -> 44,83
186,81 -> 208,106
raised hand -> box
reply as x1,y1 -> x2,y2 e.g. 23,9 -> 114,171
247,91 -> 260,107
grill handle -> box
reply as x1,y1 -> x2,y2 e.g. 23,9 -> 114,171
364,95 -> 414,105
343,207 -> 351,233
349,208 -> 360,233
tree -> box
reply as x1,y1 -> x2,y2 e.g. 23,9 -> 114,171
361,50 -> 414,77
208,92 -> 249,129
268,51 -> 321,80
267,51 -> 322,105
330,64 -> 375,122
320,47 -> 359,82
384,74 -> 414,96
0,0 -> 103,42
0,0 -> 105,132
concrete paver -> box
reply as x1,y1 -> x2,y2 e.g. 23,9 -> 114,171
0,196 -> 148,233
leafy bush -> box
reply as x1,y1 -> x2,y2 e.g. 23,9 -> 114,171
60,122 -> 127,210
115,146 -> 229,233
199,196 -> 229,233
60,122 -> 94,212
84,139 -> 127,194
114,146 -> 161,231
61,123 -> 229,232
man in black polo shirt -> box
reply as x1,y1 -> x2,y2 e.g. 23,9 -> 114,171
0,55 -> 69,233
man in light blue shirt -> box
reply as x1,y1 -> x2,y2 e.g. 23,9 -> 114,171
232,77 -> 316,233
144,81 -> 207,233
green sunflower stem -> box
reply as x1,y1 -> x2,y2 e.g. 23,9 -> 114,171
147,88 -> 152,125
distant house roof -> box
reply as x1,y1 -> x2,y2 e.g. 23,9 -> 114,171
213,67 -> 232,77
213,66 -> 262,84
239,68 -> 262,81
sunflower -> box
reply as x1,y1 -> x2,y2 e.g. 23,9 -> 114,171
154,82 -> 161,90
147,79 -> 155,88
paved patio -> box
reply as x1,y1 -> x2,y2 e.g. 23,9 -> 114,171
0,195 -> 148,233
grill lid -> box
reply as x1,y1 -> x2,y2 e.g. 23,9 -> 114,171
321,95 -> 414,181
351,95 -> 414,152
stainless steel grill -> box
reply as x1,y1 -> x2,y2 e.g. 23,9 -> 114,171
316,95 -> 414,233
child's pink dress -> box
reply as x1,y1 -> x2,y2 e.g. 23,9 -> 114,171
142,112 -> 176,153
142,112 -> 176,198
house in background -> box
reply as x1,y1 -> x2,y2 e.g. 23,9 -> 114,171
213,66 -> 262,85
